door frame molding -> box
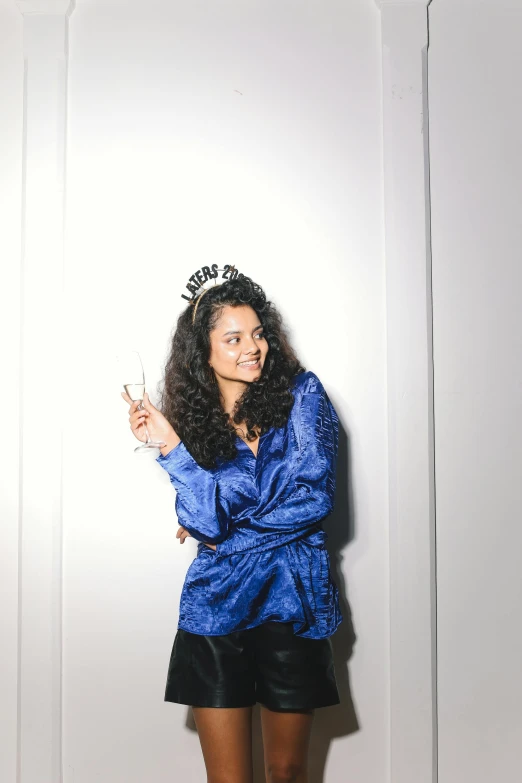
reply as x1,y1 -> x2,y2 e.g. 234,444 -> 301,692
375,1 -> 437,781
14,2 -> 75,782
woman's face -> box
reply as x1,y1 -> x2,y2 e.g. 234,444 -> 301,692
208,304 -> 268,384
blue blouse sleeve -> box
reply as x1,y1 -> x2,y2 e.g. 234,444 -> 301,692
215,380 -> 339,559
156,441 -> 230,544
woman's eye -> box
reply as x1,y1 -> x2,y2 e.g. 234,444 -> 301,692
229,333 -> 264,344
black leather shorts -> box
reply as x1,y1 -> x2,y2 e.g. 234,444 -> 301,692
164,621 -> 340,711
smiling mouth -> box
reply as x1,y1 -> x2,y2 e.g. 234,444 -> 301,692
238,358 -> 260,367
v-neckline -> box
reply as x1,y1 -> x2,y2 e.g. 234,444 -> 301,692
241,440 -> 259,459
235,427 -> 271,461
236,434 -> 261,460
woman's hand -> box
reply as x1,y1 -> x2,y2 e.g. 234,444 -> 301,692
121,390 -> 178,446
176,526 -> 217,551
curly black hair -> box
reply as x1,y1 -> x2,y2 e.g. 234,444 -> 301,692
156,274 -> 306,468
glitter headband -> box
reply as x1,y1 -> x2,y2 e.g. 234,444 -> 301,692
180,265 -> 242,324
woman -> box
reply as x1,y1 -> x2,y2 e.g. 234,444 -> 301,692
121,274 -> 343,783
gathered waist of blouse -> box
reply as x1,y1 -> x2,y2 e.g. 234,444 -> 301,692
196,523 -> 328,559
187,523 -> 341,639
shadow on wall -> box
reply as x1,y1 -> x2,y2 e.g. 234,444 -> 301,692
182,420 -> 359,783
309,418 -> 359,780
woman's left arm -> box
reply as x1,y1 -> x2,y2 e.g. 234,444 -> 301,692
215,383 -> 339,558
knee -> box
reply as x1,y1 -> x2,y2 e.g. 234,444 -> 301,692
266,761 -> 305,783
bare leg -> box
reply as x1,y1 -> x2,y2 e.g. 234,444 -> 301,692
260,706 -> 314,783
192,705 -> 254,783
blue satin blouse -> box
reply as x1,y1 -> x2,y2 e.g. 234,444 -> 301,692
156,370 -> 343,639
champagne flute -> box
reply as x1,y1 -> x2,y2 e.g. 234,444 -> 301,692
116,350 -> 166,452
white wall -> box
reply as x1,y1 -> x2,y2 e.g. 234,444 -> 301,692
62,1 -> 389,782
429,1 -> 522,780
7,0 -> 522,781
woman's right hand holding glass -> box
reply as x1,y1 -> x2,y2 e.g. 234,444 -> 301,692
122,391 -> 180,456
